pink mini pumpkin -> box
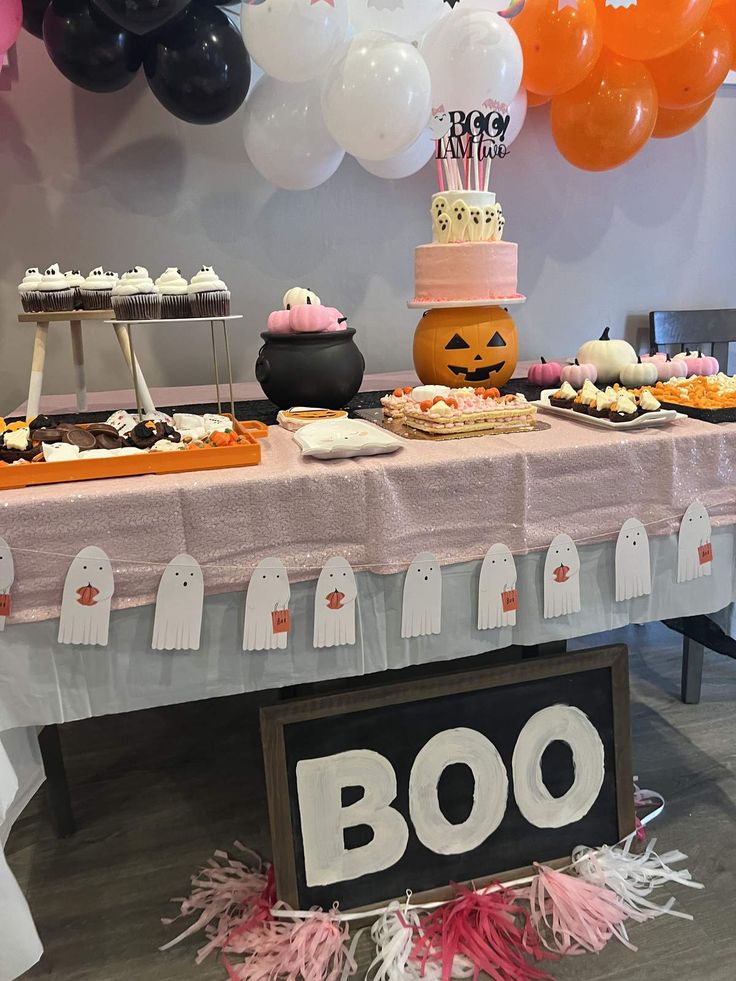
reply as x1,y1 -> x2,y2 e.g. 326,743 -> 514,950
290,304 -> 347,333
672,350 -> 719,376
654,357 -> 687,382
642,351 -> 667,364
560,358 -> 597,389
527,356 -> 561,387
267,310 -> 291,333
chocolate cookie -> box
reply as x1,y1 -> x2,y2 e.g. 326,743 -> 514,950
31,428 -> 65,444
64,427 -> 96,450
94,432 -> 124,451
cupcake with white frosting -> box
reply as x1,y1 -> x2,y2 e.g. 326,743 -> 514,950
155,267 -> 191,319
38,264 -> 75,312
80,268 -> 117,310
111,266 -> 161,321
18,267 -> 43,313
64,269 -> 86,309
187,265 -> 230,318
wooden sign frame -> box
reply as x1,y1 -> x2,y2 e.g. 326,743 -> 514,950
261,645 -> 634,912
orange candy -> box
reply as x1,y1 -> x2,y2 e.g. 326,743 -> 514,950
403,386 -> 413,395
419,400 -> 433,412
393,388 -> 403,397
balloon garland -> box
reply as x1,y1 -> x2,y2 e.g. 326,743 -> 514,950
5,0 -> 735,173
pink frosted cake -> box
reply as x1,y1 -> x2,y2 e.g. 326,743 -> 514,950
402,390 -> 536,437
411,191 -> 521,306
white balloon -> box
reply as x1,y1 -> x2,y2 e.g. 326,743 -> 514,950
322,32 -> 432,161
243,77 -> 345,190
347,0 -> 446,43
356,128 -> 435,179
241,0 -> 349,83
505,87 -> 528,147
420,10 -> 523,113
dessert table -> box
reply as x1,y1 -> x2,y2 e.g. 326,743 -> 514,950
2,375 -> 736,979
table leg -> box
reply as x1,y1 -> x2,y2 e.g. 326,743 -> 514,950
113,323 -> 156,416
69,320 -> 87,413
38,724 -> 76,838
26,322 -> 49,420
210,321 -> 222,414
222,320 -> 235,418
681,636 -> 705,704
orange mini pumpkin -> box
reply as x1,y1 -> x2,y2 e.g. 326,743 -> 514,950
413,307 -> 519,389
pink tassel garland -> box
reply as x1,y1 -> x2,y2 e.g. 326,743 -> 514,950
412,883 -> 556,981
525,864 -> 632,956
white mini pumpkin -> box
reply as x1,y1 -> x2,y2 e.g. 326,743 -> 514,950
283,287 -> 321,309
576,327 -> 637,385
619,358 -> 658,389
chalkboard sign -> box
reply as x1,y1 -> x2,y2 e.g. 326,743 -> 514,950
261,645 -> 633,912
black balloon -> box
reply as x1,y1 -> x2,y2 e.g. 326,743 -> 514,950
43,0 -> 143,93
22,0 -> 50,38
145,3 -> 250,125
91,0 -> 191,37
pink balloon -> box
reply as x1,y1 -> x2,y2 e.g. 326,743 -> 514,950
0,0 -> 22,55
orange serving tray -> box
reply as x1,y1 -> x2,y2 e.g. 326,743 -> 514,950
0,417 -> 268,490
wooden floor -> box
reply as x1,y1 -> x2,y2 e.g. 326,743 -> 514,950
7,623 -> 736,980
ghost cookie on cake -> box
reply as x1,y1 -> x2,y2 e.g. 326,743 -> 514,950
188,265 -> 230,318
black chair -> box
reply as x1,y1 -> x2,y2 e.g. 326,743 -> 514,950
650,309 -> 736,703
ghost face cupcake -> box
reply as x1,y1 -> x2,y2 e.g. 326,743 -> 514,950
18,267 -> 44,313
80,268 -> 118,310
38,264 -> 75,312
187,265 -> 230,318
111,266 -> 161,321
155,268 -> 191,319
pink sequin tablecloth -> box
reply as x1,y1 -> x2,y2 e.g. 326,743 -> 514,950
3,410 -> 736,625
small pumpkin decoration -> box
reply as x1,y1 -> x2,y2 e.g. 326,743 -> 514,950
643,353 -> 687,382
76,583 -> 99,607
619,357 -> 658,389
326,589 -> 345,610
672,350 -> 719,376
527,357 -> 561,388
413,306 -> 519,389
560,358 -> 597,389
576,327 -> 637,385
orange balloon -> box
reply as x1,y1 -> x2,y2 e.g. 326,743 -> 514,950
595,0 -> 712,61
714,0 -> 736,68
527,90 -> 551,107
653,94 -> 716,137
647,14 -> 733,108
550,50 -> 658,172
513,0 -> 602,96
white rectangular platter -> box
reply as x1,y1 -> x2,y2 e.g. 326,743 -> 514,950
535,390 -> 683,431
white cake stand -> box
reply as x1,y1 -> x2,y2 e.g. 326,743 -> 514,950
407,296 -> 526,310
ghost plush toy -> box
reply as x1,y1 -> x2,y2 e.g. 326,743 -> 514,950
58,546 -> 114,646
401,552 -> 442,639
543,534 -> 581,619
152,554 -> 204,651
313,557 -> 357,649
615,519 -> 651,602
478,543 -> 517,630
0,537 -> 14,631
244,558 -> 290,652
678,501 -> 712,584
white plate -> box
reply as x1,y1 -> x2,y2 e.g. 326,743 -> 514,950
293,419 -> 403,459
407,296 -> 526,310
535,390 -> 684,430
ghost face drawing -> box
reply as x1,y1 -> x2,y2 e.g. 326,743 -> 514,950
58,546 -> 114,646
0,537 -> 14,631
401,552 -> 442,639
678,501 -> 712,583
152,554 -> 204,651
615,519 -> 651,602
478,543 -> 516,630
244,558 -> 290,652
313,557 -> 357,649
543,534 -> 581,619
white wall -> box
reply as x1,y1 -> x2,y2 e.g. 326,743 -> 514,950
2,32 -> 736,412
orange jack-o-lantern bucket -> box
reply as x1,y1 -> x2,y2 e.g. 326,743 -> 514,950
413,307 -> 519,389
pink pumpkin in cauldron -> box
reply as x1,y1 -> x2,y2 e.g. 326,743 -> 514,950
560,358 -> 597,389
290,305 -> 348,333
267,309 -> 292,333
527,357 -> 561,388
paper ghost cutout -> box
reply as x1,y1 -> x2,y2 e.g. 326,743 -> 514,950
615,518 -> 651,601
58,546 -> 114,646
244,558 -> 290,652
313,557 -> 357,649
152,554 -> 204,651
401,552 -> 442,639
0,537 -> 14,631
678,501 -> 712,584
478,543 -> 517,630
543,534 -> 581,619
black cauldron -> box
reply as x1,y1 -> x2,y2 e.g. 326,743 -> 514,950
255,329 -> 365,410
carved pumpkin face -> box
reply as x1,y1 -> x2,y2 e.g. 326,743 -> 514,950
413,307 -> 519,389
